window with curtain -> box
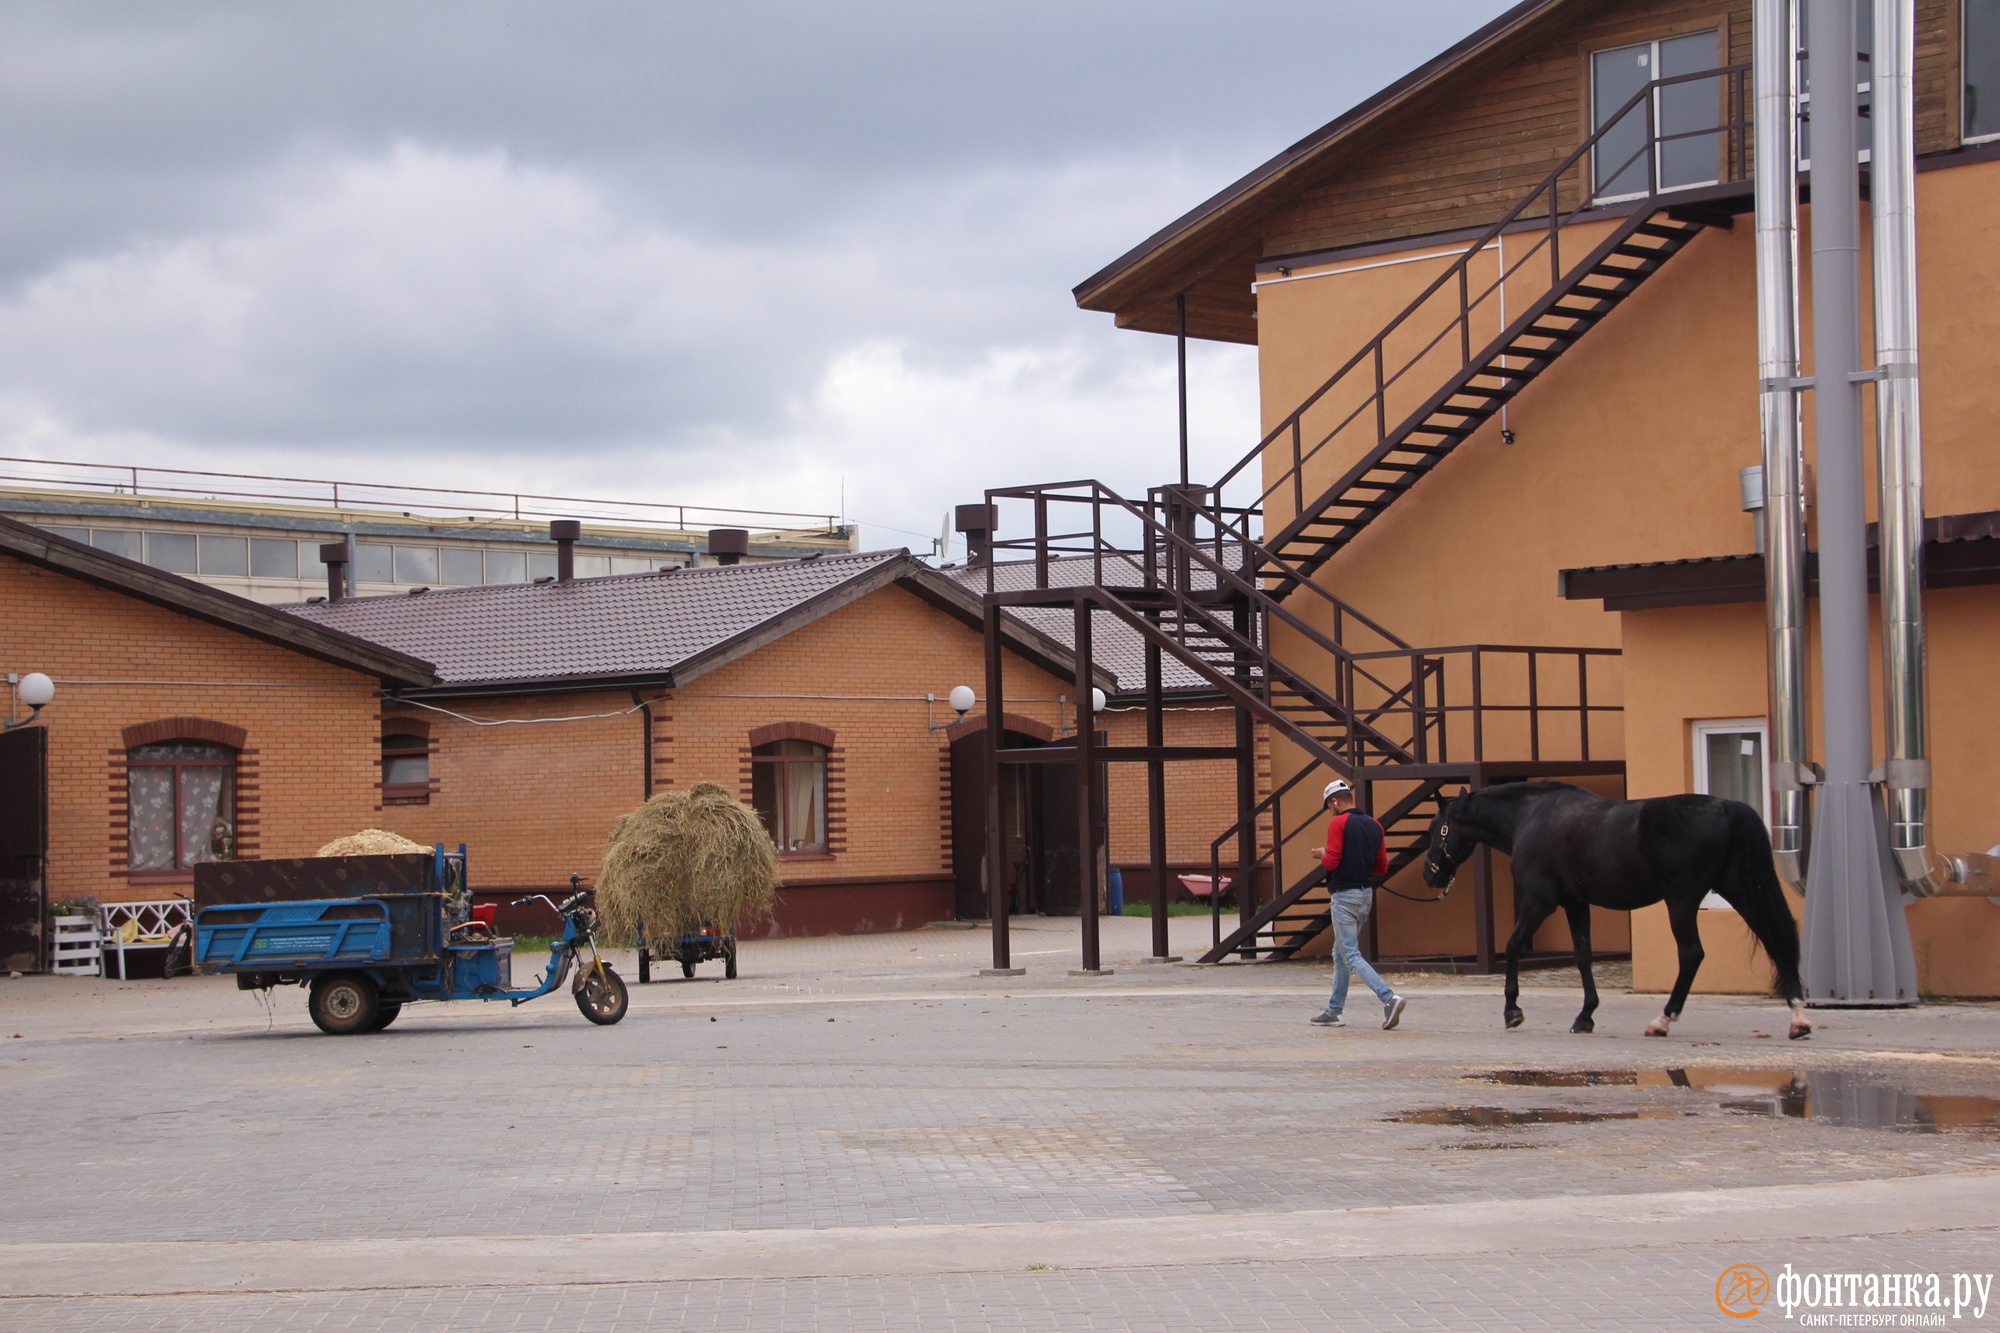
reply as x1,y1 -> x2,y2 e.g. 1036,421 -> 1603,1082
127,742 -> 236,873
750,739 -> 828,853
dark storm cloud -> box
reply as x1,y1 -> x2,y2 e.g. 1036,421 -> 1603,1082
0,0 -> 1517,532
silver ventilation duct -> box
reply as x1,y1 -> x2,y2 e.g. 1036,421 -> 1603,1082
1870,0 -> 1942,896
1755,0 -> 1813,893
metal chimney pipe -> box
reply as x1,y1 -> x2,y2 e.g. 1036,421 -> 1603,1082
954,503 -> 998,567
319,541 -> 350,603
1754,0 -> 1814,891
1800,0 -> 1919,1005
707,528 -> 749,566
548,520 -> 580,582
1871,0 -> 1942,896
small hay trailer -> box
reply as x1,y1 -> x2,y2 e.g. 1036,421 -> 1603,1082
186,849 -> 627,1033
635,919 -> 737,982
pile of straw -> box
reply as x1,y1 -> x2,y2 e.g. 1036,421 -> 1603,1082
594,782 -> 778,944
315,829 -> 429,857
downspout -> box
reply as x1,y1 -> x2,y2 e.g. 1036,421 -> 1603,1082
1870,0 -> 1942,896
1755,0 -> 1814,891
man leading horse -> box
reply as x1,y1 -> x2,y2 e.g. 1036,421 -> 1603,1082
1310,779 -> 1409,1031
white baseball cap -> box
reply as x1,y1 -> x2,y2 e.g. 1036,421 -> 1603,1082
1322,779 -> 1353,802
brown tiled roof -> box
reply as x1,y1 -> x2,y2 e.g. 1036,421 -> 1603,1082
282,550 -> 1100,695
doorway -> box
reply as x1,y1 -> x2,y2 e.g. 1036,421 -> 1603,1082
949,726 -> 1104,919
0,727 -> 49,972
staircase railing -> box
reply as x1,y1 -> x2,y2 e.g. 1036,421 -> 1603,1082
1209,63 -> 1749,533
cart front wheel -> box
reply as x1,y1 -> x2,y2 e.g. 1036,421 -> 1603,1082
367,1002 -> 403,1032
308,973 -> 380,1036
161,924 -> 191,979
681,959 -> 695,979
724,941 -> 737,980
575,962 -> 628,1025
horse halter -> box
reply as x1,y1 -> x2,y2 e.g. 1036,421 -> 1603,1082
1427,819 -> 1454,884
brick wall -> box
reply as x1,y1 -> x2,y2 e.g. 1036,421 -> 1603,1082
1,553 -> 384,909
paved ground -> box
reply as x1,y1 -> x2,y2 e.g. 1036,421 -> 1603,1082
3,914 -> 1997,1330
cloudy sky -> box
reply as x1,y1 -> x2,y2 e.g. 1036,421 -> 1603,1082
0,0 -> 1515,555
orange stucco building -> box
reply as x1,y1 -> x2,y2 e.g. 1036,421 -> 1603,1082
1054,0 -> 2000,994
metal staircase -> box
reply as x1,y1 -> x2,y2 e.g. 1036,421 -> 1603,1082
973,64 -> 1751,968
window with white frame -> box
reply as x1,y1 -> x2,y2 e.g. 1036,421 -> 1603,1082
1967,0 -> 2000,141
1591,29 -> 1725,200
1692,718 -> 1769,908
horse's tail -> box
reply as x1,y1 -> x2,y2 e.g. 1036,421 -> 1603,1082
1715,799 -> 1804,1003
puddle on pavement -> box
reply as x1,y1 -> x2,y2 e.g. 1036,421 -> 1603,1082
1442,1068 -> 2000,1133
1475,1069 -> 1639,1088
1389,1105 -> 1693,1128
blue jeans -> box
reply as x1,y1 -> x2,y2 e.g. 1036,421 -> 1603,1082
1326,887 -> 1395,1015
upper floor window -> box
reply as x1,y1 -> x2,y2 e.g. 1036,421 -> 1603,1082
128,742 -> 235,873
1591,30 -> 1724,200
750,739 -> 828,853
1968,0 -> 2000,141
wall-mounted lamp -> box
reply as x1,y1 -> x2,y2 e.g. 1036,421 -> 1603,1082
929,686 -> 978,735
1090,687 -> 1106,714
4,672 -> 55,732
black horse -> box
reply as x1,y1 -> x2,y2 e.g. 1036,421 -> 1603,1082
1421,782 -> 1811,1040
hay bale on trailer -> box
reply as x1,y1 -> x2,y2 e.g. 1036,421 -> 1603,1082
594,782 -> 778,945
315,829 -> 429,857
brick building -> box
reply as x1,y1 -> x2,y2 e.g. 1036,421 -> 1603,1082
1,509 -> 1262,968
0,516 -> 435,973
284,548 -> 1251,937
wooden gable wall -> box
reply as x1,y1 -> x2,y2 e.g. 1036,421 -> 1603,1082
1263,0 -> 1956,264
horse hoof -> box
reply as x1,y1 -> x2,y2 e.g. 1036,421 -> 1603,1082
1570,1019 -> 1594,1034
1504,1010 -> 1524,1029
1644,1023 -> 1670,1038
1789,1022 -> 1813,1041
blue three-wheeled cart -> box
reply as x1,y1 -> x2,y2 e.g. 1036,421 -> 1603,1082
182,849 -> 627,1034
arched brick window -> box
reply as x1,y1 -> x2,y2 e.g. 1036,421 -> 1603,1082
743,723 -> 842,857
123,735 -> 237,875
381,717 -> 435,806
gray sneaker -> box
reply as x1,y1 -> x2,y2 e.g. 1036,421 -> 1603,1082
1382,994 -> 1407,1030
1309,1008 -> 1346,1026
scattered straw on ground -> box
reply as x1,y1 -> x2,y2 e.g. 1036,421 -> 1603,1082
594,782 -> 778,945
315,829 -> 430,857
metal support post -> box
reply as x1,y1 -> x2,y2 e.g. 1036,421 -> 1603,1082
981,602 -> 1022,976
1143,628 -> 1178,962
1073,598 -> 1106,975
1176,293 -> 1191,488
1800,0 -> 1918,1004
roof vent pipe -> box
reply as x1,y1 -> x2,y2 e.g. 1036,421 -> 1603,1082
1754,0 -> 1814,893
1871,0 -> 1943,896
707,528 -> 749,566
954,503 -> 998,567
319,542 -> 351,603
549,520 -> 580,582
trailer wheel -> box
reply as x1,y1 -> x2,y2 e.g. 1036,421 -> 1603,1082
308,973 -> 381,1035
681,959 -> 695,979
725,941 -> 737,980
575,962 -> 628,1025
638,951 -> 650,985
367,1002 -> 403,1032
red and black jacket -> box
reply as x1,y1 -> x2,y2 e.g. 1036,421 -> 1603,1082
1320,810 -> 1389,890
